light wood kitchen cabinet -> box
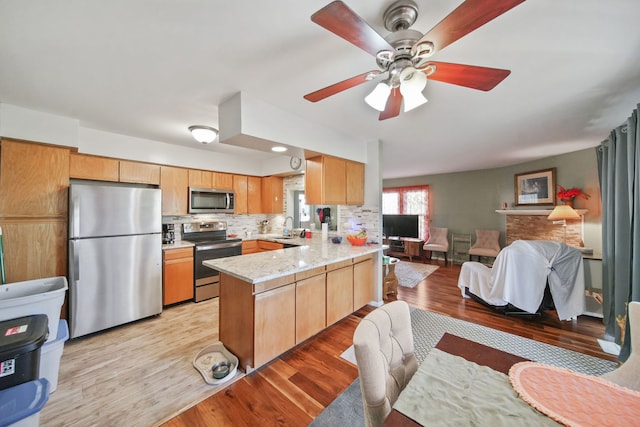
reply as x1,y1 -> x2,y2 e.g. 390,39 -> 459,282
160,166 -> 189,215
119,160 -> 160,185
258,240 -> 283,251
0,218 -> 67,284
254,283 -> 296,368
305,155 -> 364,205
346,160 -> 365,205
162,247 -> 194,306
295,272 -> 326,344
242,240 -> 258,255
212,172 -> 233,190
326,260 -> 354,325
188,169 -> 212,188
0,139 -> 69,217
247,176 -> 263,214
233,174 -> 248,214
69,153 -> 119,182
70,154 -> 160,185
353,255 -> 374,309
261,176 -> 283,214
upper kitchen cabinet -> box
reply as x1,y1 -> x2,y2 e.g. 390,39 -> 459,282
247,176 -> 262,214
160,166 -> 189,215
0,139 -> 69,217
305,155 -> 364,205
262,176 -> 283,214
71,154 -> 160,185
119,160 -> 160,185
70,153 -> 119,182
188,169 -> 212,188
212,172 -> 233,190
233,174 -> 248,214
345,160 -> 365,205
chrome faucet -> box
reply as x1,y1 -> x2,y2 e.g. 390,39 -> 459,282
283,216 -> 294,237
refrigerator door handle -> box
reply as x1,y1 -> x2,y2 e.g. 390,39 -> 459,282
70,197 -> 80,238
71,240 -> 80,280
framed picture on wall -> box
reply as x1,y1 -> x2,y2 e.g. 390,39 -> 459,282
514,168 -> 556,206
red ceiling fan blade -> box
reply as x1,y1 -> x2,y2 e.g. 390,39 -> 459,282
414,0 -> 525,54
425,62 -> 511,91
304,71 -> 380,102
379,89 -> 402,121
311,1 -> 394,57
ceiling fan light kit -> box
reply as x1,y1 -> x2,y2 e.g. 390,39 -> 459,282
305,0 -> 525,120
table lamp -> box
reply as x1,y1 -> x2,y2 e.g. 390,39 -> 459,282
547,205 -> 580,243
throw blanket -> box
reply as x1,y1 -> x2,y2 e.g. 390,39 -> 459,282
457,240 -> 585,320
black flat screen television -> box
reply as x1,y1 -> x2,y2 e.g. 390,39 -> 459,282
383,214 -> 419,238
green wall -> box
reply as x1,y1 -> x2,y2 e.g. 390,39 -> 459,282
383,147 -> 602,253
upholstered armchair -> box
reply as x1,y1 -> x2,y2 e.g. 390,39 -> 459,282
602,301 -> 640,391
353,300 -> 418,427
468,229 -> 501,263
423,227 -> 449,264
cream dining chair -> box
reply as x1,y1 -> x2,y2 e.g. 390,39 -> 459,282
353,300 -> 418,427
601,301 -> 640,391
423,227 -> 449,265
468,229 -> 501,263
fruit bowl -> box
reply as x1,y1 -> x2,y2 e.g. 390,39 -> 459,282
347,236 -> 367,246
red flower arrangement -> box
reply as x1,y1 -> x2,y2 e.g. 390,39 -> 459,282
556,185 -> 590,200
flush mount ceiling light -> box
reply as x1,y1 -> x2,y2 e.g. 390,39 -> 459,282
271,146 -> 288,152
188,125 -> 218,144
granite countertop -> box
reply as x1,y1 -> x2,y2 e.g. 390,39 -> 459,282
203,234 -> 383,284
162,241 -> 195,250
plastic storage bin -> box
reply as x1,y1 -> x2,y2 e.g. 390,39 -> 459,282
0,378 -> 50,427
0,276 -> 67,344
0,315 -> 48,391
39,319 -> 68,393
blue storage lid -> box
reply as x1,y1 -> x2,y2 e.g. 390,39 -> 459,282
0,378 -> 50,427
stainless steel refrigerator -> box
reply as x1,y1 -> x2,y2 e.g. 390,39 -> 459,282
68,181 -> 162,338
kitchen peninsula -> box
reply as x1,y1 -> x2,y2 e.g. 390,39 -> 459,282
204,236 -> 382,372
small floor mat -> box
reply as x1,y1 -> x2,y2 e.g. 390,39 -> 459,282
193,342 -> 240,385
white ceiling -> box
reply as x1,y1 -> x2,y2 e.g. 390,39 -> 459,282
1,0 -> 639,179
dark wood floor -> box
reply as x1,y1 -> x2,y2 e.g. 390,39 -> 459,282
163,260 -> 614,427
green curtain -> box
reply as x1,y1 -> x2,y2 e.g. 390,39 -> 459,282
596,103 -> 640,362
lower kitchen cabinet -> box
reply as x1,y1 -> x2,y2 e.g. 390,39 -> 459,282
254,283 -> 296,368
326,261 -> 354,326
163,247 -> 194,305
295,272 -> 326,344
353,255 -> 374,309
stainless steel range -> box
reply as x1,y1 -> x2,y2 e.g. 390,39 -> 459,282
182,221 -> 242,302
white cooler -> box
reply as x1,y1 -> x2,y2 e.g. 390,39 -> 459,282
0,276 -> 68,344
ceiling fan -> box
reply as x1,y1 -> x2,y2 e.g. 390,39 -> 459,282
304,0 -> 525,120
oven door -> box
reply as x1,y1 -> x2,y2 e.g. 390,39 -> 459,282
194,241 -> 242,301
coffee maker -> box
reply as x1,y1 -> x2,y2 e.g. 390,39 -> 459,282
162,224 -> 175,244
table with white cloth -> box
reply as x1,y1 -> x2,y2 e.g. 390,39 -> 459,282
383,333 -> 560,427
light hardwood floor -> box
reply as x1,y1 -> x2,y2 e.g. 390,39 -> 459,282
40,298 -> 240,427
41,260 -> 614,426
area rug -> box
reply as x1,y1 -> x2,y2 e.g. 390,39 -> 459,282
311,308 -> 617,427
395,262 -> 438,288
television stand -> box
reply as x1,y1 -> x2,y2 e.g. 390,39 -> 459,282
383,237 -> 424,262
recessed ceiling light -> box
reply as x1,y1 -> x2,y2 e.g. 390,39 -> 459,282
271,146 -> 287,152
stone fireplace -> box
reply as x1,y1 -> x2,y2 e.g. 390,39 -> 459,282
497,209 -> 586,247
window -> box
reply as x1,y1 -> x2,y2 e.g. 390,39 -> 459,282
383,185 -> 430,240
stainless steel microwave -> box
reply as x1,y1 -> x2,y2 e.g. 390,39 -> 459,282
188,187 -> 235,213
